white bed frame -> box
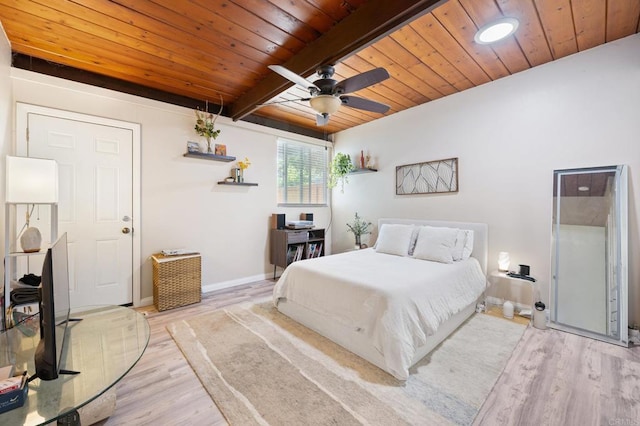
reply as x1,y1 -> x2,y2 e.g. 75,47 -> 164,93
277,218 -> 489,378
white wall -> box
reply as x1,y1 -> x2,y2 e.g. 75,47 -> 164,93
333,34 -> 640,324
7,69 -> 330,304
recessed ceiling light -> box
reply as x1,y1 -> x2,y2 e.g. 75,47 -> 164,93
474,18 -> 519,45
578,186 -> 590,191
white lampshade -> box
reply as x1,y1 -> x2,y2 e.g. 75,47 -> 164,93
5,156 -> 59,204
498,251 -> 510,272
309,95 -> 341,115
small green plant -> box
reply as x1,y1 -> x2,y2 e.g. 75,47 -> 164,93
328,152 -> 355,192
194,96 -> 223,152
346,212 -> 372,237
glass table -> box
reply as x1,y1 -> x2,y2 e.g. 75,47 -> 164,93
0,305 -> 149,425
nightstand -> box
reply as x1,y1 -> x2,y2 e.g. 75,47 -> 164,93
487,270 -> 537,323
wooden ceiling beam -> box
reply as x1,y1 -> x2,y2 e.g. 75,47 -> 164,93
229,0 -> 446,121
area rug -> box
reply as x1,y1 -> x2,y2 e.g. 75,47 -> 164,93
167,302 -> 526,425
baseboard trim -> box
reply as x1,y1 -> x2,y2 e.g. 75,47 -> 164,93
202,273 -> 271,294
138,273 -> 271,308
140,296 -> 154,307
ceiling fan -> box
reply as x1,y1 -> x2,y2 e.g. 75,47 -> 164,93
267,64 -> 390,126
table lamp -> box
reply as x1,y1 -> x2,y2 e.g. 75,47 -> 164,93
5,156 -> 59,253
498,251 -> 510,272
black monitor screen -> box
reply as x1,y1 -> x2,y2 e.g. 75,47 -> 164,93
34,232 -> 71,380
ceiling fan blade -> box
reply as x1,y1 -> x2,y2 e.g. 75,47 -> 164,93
268,65 -> 318,91
257,98 -> 311,107
316,114 -> 330,126
340,95 -> 390,114
335,68 -> 390,94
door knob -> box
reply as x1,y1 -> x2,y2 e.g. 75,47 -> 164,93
122,227 -> 131,234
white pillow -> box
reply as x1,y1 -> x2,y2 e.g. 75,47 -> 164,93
462,230 -> 474,260
452,229 -> 474,261
412,226 -> 457,263
375,224 -> 415,256
407,226 -> 421,256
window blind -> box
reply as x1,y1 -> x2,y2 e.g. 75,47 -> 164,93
277,138 -> 328,206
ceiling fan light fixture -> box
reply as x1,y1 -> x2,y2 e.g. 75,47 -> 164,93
309,95 -> 341,115
474,17 -> 519,44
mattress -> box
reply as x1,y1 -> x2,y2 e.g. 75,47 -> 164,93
273,248 -> 487,379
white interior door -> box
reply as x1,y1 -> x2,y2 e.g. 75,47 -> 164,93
16,105 -> 139,307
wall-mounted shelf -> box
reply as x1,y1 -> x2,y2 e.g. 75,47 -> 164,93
184,152 -> 236,162
349,168 -> 378,174
217,181 -> 258,187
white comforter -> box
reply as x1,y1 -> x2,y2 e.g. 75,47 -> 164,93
272,248 -> 486,379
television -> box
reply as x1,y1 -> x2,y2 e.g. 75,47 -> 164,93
33,232 -> 75,381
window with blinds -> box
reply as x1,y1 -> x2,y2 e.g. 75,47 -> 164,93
277,138 -> 328,206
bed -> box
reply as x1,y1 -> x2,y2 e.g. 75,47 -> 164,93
272,218 -> 488,380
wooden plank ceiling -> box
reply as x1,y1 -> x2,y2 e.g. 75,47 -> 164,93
2,0 -> 639,138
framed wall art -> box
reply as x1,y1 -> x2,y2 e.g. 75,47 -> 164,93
396,157 -> 458,195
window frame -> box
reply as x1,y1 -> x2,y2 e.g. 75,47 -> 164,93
277,138 -> 330,207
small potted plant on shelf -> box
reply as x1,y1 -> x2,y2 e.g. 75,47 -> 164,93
233,157 -> 251,182
194,97 -> 223,153
328,152 -> 354,192
346,212 -> 372,249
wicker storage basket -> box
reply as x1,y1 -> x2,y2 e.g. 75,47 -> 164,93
151,253 -> 201,311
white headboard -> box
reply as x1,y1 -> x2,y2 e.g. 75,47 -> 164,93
377,218 -> 489,275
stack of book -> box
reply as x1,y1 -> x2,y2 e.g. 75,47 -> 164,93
0,367 -> 28,414
286,244 -> 305,264
306,243 -> 323,259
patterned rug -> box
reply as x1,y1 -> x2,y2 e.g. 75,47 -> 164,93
167,302 -> 526,425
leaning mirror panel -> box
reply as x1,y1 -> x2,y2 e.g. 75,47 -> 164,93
551,165 -> 628,346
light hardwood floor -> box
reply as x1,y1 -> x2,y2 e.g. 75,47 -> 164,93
103,280 -> 640,425
103,280 -> 273,425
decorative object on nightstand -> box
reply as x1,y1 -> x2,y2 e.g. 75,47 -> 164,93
503,301 -> 514,319
497,251 -> 510,272
194,97 -> 223,153
346,212 -> 372,249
